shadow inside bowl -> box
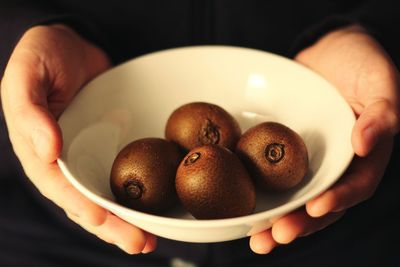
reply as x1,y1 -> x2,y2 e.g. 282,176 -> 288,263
301,129 -> 326,180
253,129 -> 327,213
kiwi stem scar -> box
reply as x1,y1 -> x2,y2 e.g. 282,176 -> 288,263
199,119 -> 220,145
124,180 -> 143,199
265,143 -> 285,163
184,152 -> 201,165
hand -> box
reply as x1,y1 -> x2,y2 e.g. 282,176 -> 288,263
250,25 -> 400,254
1,25 -> 156,254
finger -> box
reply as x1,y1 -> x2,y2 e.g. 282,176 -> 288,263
141,232 -> 158,254
271,208 -> 345,244
1,56 -> 61,163
352,99 -> 399,157
37,162 -> 108,226
9,134 -> 108,226
249,229 -> 278,254
66,211 -> 149,255
306,138 -> 392,217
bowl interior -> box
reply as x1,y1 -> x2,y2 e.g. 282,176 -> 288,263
58,46 -> 355,222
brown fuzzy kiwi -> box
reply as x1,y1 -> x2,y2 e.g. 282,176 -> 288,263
165,102 -> 241,151
236,122 -> 309,191
110,138 -> 182,214
176,144 -> 256,219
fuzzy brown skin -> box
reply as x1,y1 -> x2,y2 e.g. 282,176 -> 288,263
110,138 -> 183,214
165,102 -> 241,152
176,145 -> 256,219
236,122 -> 309,191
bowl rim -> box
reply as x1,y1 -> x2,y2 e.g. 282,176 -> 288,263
58,157 -> 352,228
58,45 -> 356,228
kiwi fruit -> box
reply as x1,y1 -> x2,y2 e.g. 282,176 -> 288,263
110,138 -> 182,214
176,144 -> 256,219
165,102 -> 241,151
236,122 -> 309,191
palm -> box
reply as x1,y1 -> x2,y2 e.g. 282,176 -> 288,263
13,25 -> 109,117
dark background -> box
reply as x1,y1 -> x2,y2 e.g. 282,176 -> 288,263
1,1 -> 400,266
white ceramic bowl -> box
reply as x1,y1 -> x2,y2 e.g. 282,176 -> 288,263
57,46 -> 355,243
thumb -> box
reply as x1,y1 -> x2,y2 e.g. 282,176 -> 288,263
1,58 -> 62,163
27,105 -> 62,163
352,99 -> 399,157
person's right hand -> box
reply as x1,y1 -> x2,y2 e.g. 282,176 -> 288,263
1,24 -> 157,254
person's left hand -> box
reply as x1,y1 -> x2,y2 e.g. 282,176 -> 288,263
250,25 -> 400,254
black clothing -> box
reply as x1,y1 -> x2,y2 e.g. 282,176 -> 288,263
1,1 -> 400,266
2,0 -> 400,71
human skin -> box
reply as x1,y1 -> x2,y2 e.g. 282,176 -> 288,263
1,25 -> 157,254
1,24 -> 399,255
250,25 -> 400,254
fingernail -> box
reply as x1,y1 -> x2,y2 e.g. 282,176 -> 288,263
32,129 -> 49,160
